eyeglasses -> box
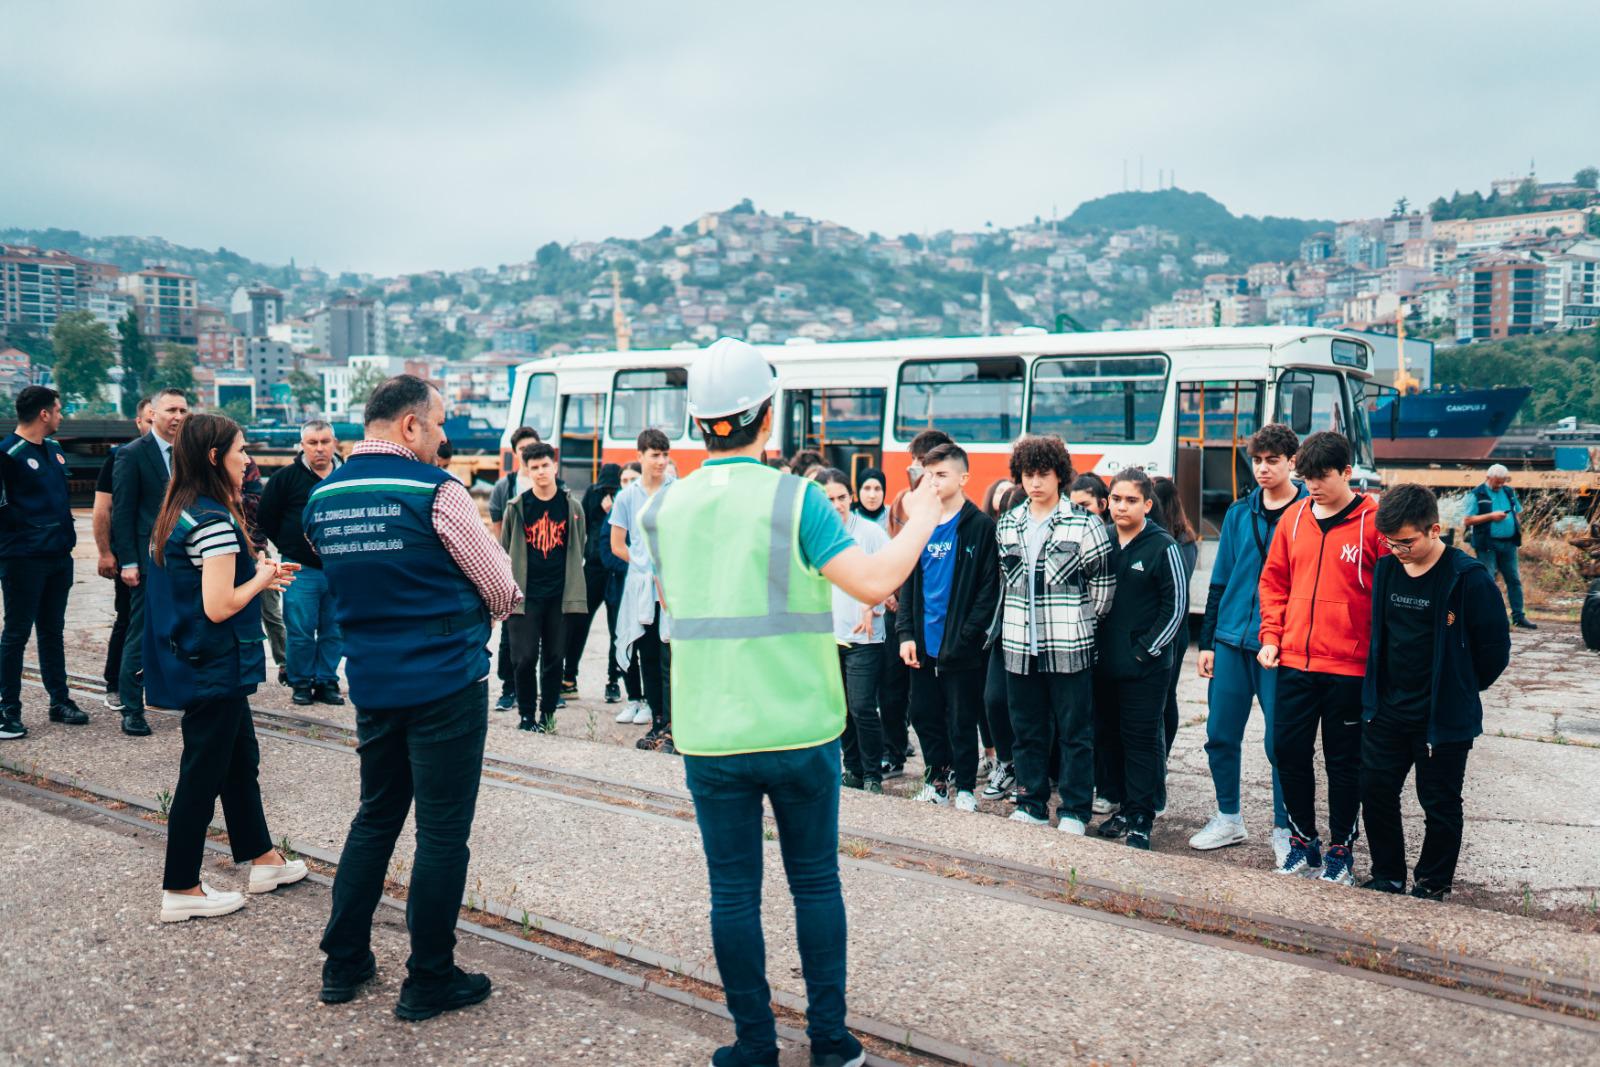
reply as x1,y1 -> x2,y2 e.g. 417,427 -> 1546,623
1381,534 -> 1423,551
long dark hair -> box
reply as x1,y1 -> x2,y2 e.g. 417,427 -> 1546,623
981,478 -> 1015,519
150,414 -> 253,567
1152,476 -> 1196,544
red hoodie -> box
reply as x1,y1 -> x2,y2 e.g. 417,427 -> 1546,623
1257,494 -> 1388,677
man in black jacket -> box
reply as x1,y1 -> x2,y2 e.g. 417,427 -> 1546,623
111,387 -> 188,734
896,443 -> 999,811
257,419 -> 344,706
1360,484 -> 1510,901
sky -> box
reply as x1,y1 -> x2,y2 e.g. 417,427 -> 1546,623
4,1 -> 1595,277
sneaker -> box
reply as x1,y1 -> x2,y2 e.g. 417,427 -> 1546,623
632,701 -> 653,725
0,715 -> 25,740
555,697 -> 567,710
604,681 -> 622,704
615,701 -> 639,723
248,857 -> 309,894
1189,812 -> 1248,851
1318,845 -> 1355,886
953,790 -> 978,813
1410,882 -> 1451,902
657,734 -> 677,756
1275,835 -> 1323,876
1096,813 -> 1128,839
160,882 -> 246,923
711,1044 -> 779,1067
977,753 -> 997,779
121,712 -> 151,737
278,665 -> 289,687
518,717 -> 540,732
1512,617 -> 1538,631
312,682 -> 346,706
880,760 -> 905,780
1092,794 -> 1119,816
320,951 -> 377,1004
981,762 -> 1016,800
495,690 -> 517,711
561,678 -> 579,697
394,966 -> 492,1022
914,782 -> 949,806
810,1031 -> 866,1067
636,727 -> 661,750
1360,877 -> 1405,894
862,779 -> 883,795
103,691 -> 126,712
1126,824 -> 1152,850
1057,816 -> 1087,835
1271,826 -> 1293,868
1009,808 -> 1049,826
841,771 -> 864,790
292,687 -> 315,706
48,700 -> 89,725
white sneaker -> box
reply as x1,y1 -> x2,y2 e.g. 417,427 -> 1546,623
615,701 -> 638,724
1008,809 -> 1049,826
1092,794 -> 1119,816
977,754 -> 997,779
914,783 -> 948,806
631,701 -> 653,725
1271,827 -> 1293,869
1058,817 -> 1087,836
953,790 -> 978,813
160,882 -> 246,922
248,858 -> 308,894
1189,811 -> 1248,851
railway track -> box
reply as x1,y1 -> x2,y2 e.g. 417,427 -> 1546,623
17,663 -> 1600,1039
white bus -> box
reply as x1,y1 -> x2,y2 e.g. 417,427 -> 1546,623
500,326 -> 1380,606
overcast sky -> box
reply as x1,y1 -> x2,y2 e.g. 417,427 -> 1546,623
4,2 -> 1593,276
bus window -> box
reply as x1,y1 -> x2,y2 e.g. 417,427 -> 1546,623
1274,369 -> 1347,439
610,367 -> 688,440
785,388 -> 886,475
894,358 -> 1023,443
1177,380 -> 1264,539
518,373 -> 557,441
559,392 -> 605,490
1029,355 -> 1169,443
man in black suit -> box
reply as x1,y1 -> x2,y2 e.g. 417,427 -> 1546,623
111,387 -> 188,735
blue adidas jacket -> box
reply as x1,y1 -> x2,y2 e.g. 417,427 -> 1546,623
1198,483 -> 1307,653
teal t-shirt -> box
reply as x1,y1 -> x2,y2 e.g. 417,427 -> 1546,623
1487,486 -> 1519,540
702,458 -> 855,570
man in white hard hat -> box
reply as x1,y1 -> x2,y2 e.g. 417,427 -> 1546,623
1464,463 -> 1535,630
640,337 -> 941,1067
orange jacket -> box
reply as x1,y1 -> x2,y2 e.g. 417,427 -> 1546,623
1257,494 -> 1388,677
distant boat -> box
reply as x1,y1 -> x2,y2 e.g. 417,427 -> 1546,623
1367,386 -> 1531,462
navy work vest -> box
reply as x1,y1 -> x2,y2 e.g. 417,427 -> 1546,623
303,451 -> 490,710
143,497 -> 266,708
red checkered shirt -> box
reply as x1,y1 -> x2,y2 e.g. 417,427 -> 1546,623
350,440 -> 522,620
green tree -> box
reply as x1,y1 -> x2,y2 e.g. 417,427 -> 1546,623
1576,167 -> 1598,190
348,363 -> 386,408
148,344 -> 196,398
49,310 -> 116,408
285,368 -> 323,411
116,311 -> 154,415
220,397 -> 253,424
1,322 -> 54,366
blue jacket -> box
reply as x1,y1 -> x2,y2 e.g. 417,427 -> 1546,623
0,433 -> 75,558
1198,483 -> 1307,652
1361,546 -> 1511,746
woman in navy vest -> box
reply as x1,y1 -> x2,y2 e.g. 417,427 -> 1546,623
145,413 -> 308,922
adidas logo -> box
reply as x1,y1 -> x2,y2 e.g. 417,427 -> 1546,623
1131,560 -> 1145,572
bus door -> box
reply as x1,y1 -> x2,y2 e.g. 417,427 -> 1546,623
782,387 -> 886,487
1175,380 -> 1265,541
558,392 -> 606,491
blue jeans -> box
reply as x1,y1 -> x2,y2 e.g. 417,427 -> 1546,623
1477,539 -> 1524,619
282,566 -> 343,687
683,739 -> 848,1059
1203,642 -> 1287,828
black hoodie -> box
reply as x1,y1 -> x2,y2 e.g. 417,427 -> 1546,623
582,463 -> 623,566
895,500 -> 999,672
1097,519 -> 1188,680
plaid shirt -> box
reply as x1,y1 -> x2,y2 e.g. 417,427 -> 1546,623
350,440 -> 522,620
995,499 -> 1115,675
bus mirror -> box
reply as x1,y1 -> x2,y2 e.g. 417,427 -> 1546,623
1290,384 -> 1314,435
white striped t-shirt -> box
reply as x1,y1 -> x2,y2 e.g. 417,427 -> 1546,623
184,516 -> 241,567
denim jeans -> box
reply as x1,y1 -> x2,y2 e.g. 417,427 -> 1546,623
321,680 -> 488,986
838,643 -> 883,780
282,565 -> 344,687
683,739 -> 848,1060
1477,539 -> 1525,619
0,554 -> 72,710
1203,642 -> 1287,827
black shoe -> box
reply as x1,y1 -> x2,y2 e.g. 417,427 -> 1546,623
394,967 -> 492,1022
48,700 -> 89,725
278,665 -> 289,686
604,681 -> 621,704
312,683 -> 346,706
1125,826 -> 1151,850
1512,617 -> 1538,631
292,687 -> 314,706
1361,877 -> 1406,894
121,712 -> 151,737
495,690 -> 517,711
636,727 -> 661,750
841,771 -> 864,790
1410,882 -> 1451,902
657,734 -> 677,756
880,760 -> 905,780
863,778 -> 883,795
809,1030 -> 865,1067
320,951 -> 377,1004
712,1044 -> 778,1067
0,714 -> 25,741
560,678 -> 578,697
518,717 -> 539,732
1097,813 -> 1129,839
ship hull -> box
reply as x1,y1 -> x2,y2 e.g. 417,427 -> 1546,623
1374,436 -> 1502,462
1369,386 -> 1530,463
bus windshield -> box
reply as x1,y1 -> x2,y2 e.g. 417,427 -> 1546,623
1273,368 -> 1374,472
517,373 -> 557,441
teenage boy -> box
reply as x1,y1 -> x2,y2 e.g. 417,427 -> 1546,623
1190,423 -> 1305,865
489,425 -> 541,710
610,428 -> 675,750
1361,484 -> 1510,901
1258,431 -> 1387,885
897,442 -> 999,811
499,442 -> 588,731
997,435 -> 1115,834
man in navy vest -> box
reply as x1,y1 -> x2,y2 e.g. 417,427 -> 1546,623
306,374 -> 521,1021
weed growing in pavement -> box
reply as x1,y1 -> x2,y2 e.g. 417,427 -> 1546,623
1065,867 -> 1079,902
585,709 -> 597,743
1520,882 -> 1534,916
521,910 -> 532,936
277,834 -> 299,861
1550,712 -> 1565,741
762,827 -> 776,841
840,838 -> 871,860
156,788 -> 173,819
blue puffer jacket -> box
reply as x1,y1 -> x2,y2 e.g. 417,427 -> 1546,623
1198,483 -> 1308,652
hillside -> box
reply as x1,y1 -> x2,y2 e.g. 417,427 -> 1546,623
1063,189 -> 1334,264
1434,329 -> 1600,425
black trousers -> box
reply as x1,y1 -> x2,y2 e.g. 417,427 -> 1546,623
563,564 -> 609,684
162,692 -> 273,890
637,607 -> 671,731
1361,713 -> 1472,891
879,609 -> 910,766
908,659 -> 984,792
1007,663 -> 1094,823
1092,669 -> 1166,822
321,680 -> 488,986
838,643 -> 884,780
1158,631 -> 1189,809
496,624 -> 515,696
981,644 -> 1015,763
0,554 -> 72,709
1274,666 -> 1364,849
105,576 -> 132,691
508,597 -> 567,722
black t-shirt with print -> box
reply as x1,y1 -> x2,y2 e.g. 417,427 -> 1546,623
519,490 -> 570,600
1379,557 -> 1452,726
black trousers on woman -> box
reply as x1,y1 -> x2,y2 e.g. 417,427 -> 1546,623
162,692 -> 273,890
1092,670 -> 1167,824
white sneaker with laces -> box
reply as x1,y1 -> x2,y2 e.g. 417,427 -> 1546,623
981,763 -> 1016,800
1008,809 -> 1049,826
248,858 -> 309,894
1189,811 -> 1248,851
954,790 -> 978,813
914,783 -> 949,806
1058,817 -> 1087,836
1271,827 -> 1293,868
160,882 -> 246,922
631,701 -> 653,725
615,701 -> 638,724
104,692 -> 126,711
1092,794 -> 1119,816
976,754 -> 997,779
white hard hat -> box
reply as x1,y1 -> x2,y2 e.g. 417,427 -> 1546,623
687,337 -> 776,421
